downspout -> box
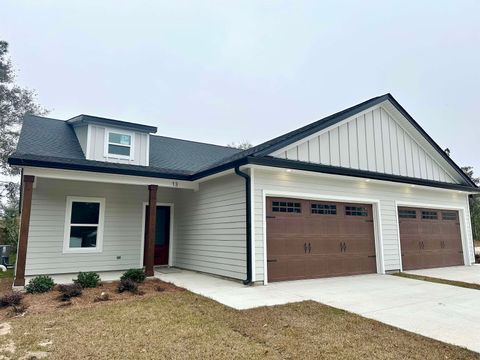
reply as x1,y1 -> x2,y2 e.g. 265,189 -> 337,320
234,165 -> 253,285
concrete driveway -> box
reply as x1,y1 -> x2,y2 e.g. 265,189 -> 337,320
156,269 -> 480,353
405,264 -> 480,285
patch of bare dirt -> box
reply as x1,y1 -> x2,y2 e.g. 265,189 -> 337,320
0,279 -> 182,320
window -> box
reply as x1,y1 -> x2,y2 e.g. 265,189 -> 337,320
398,209 -> 416,219
442,211 -> 457,221
345,206 -> 368,216
64,197 -> 105,253
421,211 -> 438,220
311,203 -> 337,215
105,130 -> 134,159
272,201 -> 301,213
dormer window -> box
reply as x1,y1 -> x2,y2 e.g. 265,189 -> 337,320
105,129 -> 134,159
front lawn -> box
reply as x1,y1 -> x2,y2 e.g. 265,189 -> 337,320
0,282 -> 478,359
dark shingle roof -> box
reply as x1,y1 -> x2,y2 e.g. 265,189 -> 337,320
8,94 -> 478,190
149,135 -> 240,173
11,115 -> 240,177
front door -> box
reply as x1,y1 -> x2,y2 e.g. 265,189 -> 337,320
144,205 -> 171,266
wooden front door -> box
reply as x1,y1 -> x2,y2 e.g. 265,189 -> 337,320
266,197 -> 376,282
144,205 -> 171,266
398,207 -> 463,270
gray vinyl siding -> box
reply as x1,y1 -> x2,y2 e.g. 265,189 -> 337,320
273,107 -> 459,184
174,174 -> 247,280
25,178 -> 177,275
72,125 -> 88,156
87,125 -> 149,166
253,168 -> 474,282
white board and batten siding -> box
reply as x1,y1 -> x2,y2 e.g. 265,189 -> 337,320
87,125 -> 150,166
252,168 -> 474,282
173,174 -> 247,280
272,107 -> 459,184
25,178 -> 177,275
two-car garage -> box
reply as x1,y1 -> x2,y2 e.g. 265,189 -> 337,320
266,197 -> 465,282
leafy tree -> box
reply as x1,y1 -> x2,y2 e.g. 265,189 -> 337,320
461,166 -> 480,185
227,140 -> 253,150
0,40 -> 47,176
0,40 -> 47,251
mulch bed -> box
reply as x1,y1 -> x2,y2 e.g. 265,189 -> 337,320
0,278 -> 183,320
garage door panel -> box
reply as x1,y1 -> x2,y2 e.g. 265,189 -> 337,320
398,207 -> 463,271
267,197 -> 376,282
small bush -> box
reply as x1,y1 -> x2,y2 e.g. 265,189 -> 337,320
120,269 -> 146,283
0,292 -> 23,307
117,278 -> 138,294
74,272 -> 101,288
57,284 -> 82,301
25,275 -> 55,294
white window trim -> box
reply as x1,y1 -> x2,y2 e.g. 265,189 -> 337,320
63,196 -> 105,254
104,128 -> 135,160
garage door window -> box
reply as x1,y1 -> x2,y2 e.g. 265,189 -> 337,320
421,211 -> 438,220
272,201 -> 301,213
311,203 -> 337,215
399,209 -> 416,219
442,212 -> 457,221
345,206 -> 368,216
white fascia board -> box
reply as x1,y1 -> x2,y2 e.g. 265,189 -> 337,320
22,166 -> 198,190
248,164 -> 476,195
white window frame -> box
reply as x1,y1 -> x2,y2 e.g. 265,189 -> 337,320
63,196 -> 105,254
104,128 -> 135,160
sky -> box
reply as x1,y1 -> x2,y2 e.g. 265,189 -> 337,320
2,0 -> 480,175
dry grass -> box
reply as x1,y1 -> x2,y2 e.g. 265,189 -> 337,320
393,272 -> 480,290
0,269 -> 14,293
0,285 -> 477,359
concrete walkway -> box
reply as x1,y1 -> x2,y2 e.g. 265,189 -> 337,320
156,269 -> 480,353
405,265 -> 480,285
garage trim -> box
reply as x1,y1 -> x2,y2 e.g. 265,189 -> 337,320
262,190 -> 385,284
394,200 -> 472,271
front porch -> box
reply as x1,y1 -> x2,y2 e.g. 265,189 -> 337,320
15,170 -> 248,286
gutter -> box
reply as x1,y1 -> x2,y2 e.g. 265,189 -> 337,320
234,166 -> 253,286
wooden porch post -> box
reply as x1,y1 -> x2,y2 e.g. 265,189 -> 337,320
145,184 -> 158,276
14,175 -> 35,286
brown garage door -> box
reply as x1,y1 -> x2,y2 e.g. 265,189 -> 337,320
398,207 -> 464,270
266,197 -> 377,282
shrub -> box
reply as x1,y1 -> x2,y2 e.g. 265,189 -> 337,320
120,269 -> 146,283
25,275 -> 55,294
117,278 -> 138,294
74,272 -> 101,288
0,292 -> 23,307
57,284 -> 82,301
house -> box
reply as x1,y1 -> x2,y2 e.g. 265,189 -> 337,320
8,94 -> 479,286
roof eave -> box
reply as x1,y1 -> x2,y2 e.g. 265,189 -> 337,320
247,157 -> 480,193
8,156 -> 191,181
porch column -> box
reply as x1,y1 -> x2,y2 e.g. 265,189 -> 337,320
14,175 -> 35,286
145,184 -> 158,276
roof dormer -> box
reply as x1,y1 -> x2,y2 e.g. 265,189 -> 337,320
67,115 -> 157,166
